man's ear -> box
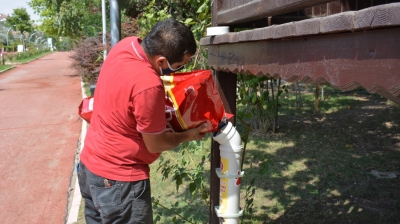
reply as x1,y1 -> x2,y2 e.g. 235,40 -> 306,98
155,56 -> 167,67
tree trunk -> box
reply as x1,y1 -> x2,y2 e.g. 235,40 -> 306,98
314,85 -> 320,114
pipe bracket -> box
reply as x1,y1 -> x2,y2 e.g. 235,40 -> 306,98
215,206 -> 243,218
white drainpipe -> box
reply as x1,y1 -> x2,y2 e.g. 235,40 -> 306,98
213,121 -> 244,224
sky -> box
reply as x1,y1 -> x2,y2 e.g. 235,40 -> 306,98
0,0 -> 41,23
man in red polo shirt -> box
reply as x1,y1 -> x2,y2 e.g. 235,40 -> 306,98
78,18 -> 206,224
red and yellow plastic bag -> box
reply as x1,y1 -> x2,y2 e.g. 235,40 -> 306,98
78,96 -> 94,123
162,70 -> 227,133
78,70 -> 228,133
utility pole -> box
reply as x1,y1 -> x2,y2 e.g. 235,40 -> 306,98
102,0 -> 107,59
6,27 -> 12,46
110,0 -> 121,47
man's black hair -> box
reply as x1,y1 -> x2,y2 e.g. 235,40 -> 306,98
142,18 -> 196,64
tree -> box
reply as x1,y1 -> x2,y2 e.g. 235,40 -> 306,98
29,0 -> 103,38
5,8 -> 33,34
136,0 -> 211,70
28,0 -> 149,39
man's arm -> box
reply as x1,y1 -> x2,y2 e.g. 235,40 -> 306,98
142,124 -> 207,153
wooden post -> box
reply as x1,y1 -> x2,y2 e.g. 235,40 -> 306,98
321,85 -> 324,101
209,71 -> 237,224
209,1 -> 237,222
273,77 -> 281,133
314,84 -> 320,114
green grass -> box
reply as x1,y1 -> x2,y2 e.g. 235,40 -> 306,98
150,140 -> 212,223
75,87 -> 400,224
236,90 -> 400,223
0,64 -> 13,72
82,82 -> 92,97
74,198 -> 86,224
278,85 -> 368,115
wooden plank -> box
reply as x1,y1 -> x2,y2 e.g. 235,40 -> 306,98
252,26 -> 276,40
273,22 -> 295,39
304,5 -> 313,16
216,0 -> 336,25
354,3 -> 400,29
200,3 -> 400,45
206,27 -> 400,105
200,36 -> 213,46
239,30 -> 254,42
215,33 -> 233,44
231,32 -> 241,43
320,11 -> 355,33
294,17 -> 321,36
327,1 -> 343,14
313,2 -> 328,16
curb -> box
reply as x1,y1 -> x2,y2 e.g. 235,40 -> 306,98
66,80 -> 88,224
0,65 -> 16,74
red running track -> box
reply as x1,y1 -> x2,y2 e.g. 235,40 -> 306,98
0,52 -> 82,224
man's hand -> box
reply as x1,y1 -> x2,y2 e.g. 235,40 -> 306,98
184,123 -> 208,141
142,123 -> 208,153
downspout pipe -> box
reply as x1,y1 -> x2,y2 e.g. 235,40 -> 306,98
212,121 -> 244,224
110,0 -> 121,47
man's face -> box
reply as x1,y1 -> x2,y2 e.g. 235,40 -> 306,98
156,53 -> 193,75
169,53 -> 193,70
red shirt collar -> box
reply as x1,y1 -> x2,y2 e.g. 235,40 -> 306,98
131,37 -> 149,63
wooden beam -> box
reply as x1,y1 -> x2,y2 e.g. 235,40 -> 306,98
202,3 -> 400,45
354,2 -> 400,29
206,27 -> 400,105
293,17 -> 321,36
273,22 -> 294,39
320,11 -> 354,33
217,0 -> 336,25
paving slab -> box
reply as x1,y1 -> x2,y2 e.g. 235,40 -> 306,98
0,52 -> 82,224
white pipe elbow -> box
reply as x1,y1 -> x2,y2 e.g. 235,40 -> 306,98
213,122 -> 242,152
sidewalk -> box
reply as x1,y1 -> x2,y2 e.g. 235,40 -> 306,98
0,52 -> 83,224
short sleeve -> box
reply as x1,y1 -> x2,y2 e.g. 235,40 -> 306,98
133,86 -> 166,134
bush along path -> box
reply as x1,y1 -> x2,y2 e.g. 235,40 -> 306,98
3,49 -> 52,65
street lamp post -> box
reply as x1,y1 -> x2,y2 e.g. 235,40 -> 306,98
0,34 -> 7,46
5,25 -> 16,46
6,27 -> 12,46
35,37 -> 42,47
40,39 -> 46,49
19,31 -> 28,52
29,32 -> 37,43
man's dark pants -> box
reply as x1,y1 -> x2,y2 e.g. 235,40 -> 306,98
77,161 -> 153,224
